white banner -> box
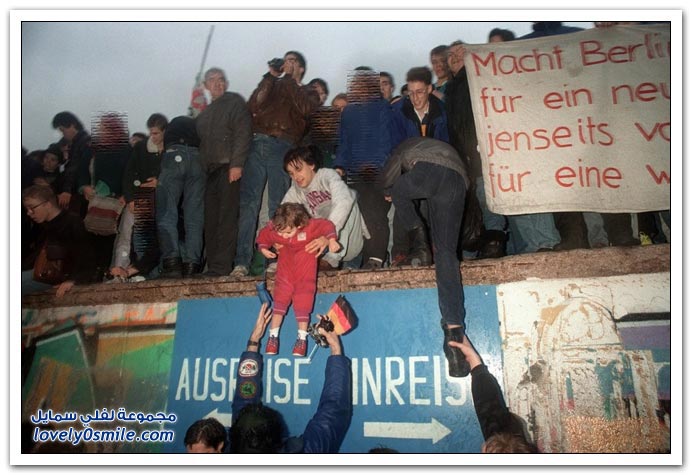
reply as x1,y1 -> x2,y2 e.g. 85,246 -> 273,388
465,24 -> 670,214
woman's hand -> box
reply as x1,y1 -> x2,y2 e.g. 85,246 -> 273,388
328,238 -> 341,254
305,236 -> 328,255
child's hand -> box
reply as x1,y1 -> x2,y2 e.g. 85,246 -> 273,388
260,248 -> 277,259
328,239 -> 341,253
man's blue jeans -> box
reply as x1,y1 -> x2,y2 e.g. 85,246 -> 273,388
156,144 -> 205,264
391,162 -> 467,328
476,176 -> 507,232
235,134 -> 292,268
507,213 -> 560,254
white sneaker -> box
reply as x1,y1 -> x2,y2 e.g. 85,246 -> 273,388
128,275 -> 146,283
266,262 -> 278,275
230,265 -> 249,278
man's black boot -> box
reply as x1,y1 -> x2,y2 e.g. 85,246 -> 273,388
160,257 -> 182,279
181,262 -> 201,278
441,321 -> 470,378
553,212 -> 589,250
408,226 -> 433,267
479,230 -> 508,259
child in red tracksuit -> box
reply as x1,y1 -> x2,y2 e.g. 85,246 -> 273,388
256,202 -> 340,357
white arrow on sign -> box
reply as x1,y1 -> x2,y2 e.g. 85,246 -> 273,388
204,408 -> 233,427
363,418 -> 451,444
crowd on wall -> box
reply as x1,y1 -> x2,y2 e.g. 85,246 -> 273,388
21,21 -> 670,300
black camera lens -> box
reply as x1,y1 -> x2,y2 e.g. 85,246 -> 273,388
268,57 -> 284,70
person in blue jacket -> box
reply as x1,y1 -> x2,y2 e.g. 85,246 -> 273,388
334,67 -> 397,270
391,66 -> 449,146
390,66 -> 450,267
230,303 -> 352,453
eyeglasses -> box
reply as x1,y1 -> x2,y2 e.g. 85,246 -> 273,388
408,89 -> 429,98
25,201 -> 47,213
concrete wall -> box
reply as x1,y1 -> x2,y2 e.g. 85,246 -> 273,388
20,245 -> 672,454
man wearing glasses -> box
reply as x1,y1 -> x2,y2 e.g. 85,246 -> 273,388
21,185 -> 98,297
389,66 -> 449,268
232,51 -> 321,278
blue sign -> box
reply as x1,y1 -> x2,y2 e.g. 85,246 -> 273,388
166,286 -> 503,453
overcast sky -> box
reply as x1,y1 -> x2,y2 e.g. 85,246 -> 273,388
20,19 -> 594,151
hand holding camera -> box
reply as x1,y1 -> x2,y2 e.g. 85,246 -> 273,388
307,315 -> 335,348
268,57 -> 284,77
308,315 -> 341,356
307,295 -> 355,359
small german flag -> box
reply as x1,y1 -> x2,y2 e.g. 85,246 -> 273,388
324,295 -> 356,336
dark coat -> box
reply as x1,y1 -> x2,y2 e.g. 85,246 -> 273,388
122,138 -> 162,203
60,130 -> 92,194
380,137 -> 469,195
164,116 -> 200,148
391,94 -> 449,146
445,68 -> 482,178
196,92 -> 252,172
39,210 -> 99,284
77,145 -> 130,197
334,100 -> 397,183
248,73 -> 321,145
520,22 -> 584,39
471,364 -> 525,441
231,350 -> 352,453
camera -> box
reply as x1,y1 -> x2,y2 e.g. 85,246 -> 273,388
268,57 -> 284,71
307,316 -> 334,348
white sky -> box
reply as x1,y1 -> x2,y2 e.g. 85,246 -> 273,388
18,17 -> 598,151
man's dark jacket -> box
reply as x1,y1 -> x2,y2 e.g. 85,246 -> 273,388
196,92 -> 253,172
248,73 -> 321,145
392,94 -> 449,146
231,350 -> 352,453
380,137 -> 470,195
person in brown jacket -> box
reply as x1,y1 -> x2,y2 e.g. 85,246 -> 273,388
231,51 -> 321,278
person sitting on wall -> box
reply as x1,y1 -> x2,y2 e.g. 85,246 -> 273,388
229,303 -> 352,453
448,334 -> 538,453
282,145 -> 369,271
21,184 -> 99,297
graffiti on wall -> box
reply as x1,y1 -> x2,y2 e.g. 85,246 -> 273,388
21,304 -> 177,454
497,273 -> 671,453
21,302 -> 177,345
21,271 -> 672,455
22,329 -> 96,422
